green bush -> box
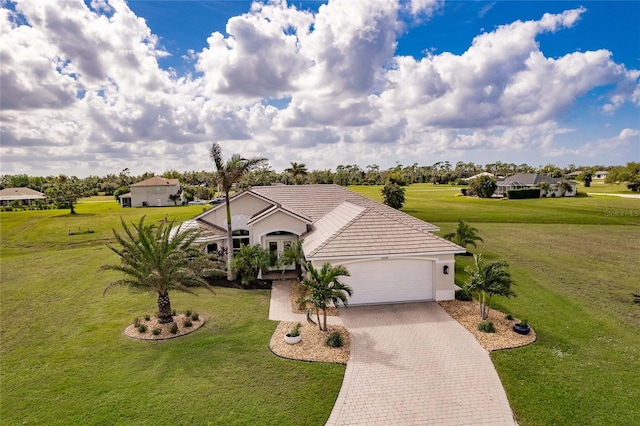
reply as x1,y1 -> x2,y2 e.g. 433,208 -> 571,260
152,328 -> 161,335
478,321 -> 495,333
169,322 -> 179,334
144,314 -> 151,321
137,324 -> 148,333
133,317 -> 140,327
185,309 -> 192,317
191,312 -> 199,321
507,188 -> 541,199
455,288 -> 473,301
183,318 -> 193,328
505,314 -> 514,321
326,332 -> 343,348
461,188 -> 467,196
230,244 -> 270,287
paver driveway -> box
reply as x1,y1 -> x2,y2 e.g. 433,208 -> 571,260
326,303 -> 515,426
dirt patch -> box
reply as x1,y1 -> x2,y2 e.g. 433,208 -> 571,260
269,321 -> 350,364
438,300 -> 536,351
124,314 -> 205,340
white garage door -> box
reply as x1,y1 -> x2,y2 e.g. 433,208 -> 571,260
340,258 -> 433,305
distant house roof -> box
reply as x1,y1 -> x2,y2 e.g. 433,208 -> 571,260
467,172 -> 494,180
594,171 -> 609,175
566,171 -> 582,177
130,176 -> 180,187
498,173 -> 564,186
0,187 -> 46,201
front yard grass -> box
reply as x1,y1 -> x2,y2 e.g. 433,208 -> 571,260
351,184 -> 639,425
0,200 -> 344,425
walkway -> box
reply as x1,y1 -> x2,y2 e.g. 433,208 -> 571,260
268,283 -> 515,425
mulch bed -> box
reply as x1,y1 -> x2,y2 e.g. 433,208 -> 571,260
123,314 -> 206,340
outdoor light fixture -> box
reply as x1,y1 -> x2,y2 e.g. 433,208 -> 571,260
443,265 -> 449,274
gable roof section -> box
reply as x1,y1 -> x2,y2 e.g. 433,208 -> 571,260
304,201 -> 464,259
247,203 -> 312,226
499,173 -> 561,186
131,176 -> 179,187
0,187 -> 46,201
251,184 -> 439,232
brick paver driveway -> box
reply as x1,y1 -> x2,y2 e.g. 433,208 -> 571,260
326,303 -> 515,426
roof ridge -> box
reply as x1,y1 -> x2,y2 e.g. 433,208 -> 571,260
306,204 -> 370,257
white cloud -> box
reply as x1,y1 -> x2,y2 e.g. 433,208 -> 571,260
0,0 -> 638,177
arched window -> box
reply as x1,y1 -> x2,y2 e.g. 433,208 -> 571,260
232,229 -> 250,253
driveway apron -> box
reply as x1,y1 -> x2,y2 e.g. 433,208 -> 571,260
326,303 -> 515,425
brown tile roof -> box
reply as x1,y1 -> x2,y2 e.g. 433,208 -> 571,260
130,176 -> 179,187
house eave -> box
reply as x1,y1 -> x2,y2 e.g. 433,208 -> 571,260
307,249 -> 466,262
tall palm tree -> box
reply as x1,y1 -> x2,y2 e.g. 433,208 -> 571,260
210,143 -> 267,280
558,180 -> 573,196
301,263 -> 352,331
284,162 -> 308,184
443,220 -> 483,252
465,254 -> 514,320
102,217 -> 221,323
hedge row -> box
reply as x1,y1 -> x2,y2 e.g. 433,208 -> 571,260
507,188 -> 541,199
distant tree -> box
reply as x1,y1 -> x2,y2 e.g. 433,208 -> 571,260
582,170 -> 593,187
300,263 -> 352,331
558,180 -> 574,196
169,194 -> 181,206
229,244 -> 270,287
381,183 -> 406,209
444,220 -> 484,252
113,186 -> 130,201
465,254 -> 515,320
468,175 -> 497,198
284,162 -> 308,184
210,142 -> 267,280
45,175 -> 88,214
101,217 -> 220,323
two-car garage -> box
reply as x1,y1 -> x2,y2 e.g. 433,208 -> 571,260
337,258 -> 434,305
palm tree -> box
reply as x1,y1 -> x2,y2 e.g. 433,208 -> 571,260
301,263 -> 352,331
465,254 -> 515,320
558,180 -> 573,196
538,181 -> 552,197
443,220 -> 483,252
277,239 -> 307,281
210,142 -> 267,280
284,162 -> 308,184
101,217 -> 221,323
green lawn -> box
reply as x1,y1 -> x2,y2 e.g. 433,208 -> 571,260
351,184 -> 640,425
0,199 -> 344,425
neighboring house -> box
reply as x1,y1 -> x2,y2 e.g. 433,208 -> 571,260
566,171 -> 582,179
466,172 -> 495,181
119,176 -> 181,207
494,173 -> 576,198
0,187 -> 46,207
594,171 -> 609,179
180,184 -> 465,304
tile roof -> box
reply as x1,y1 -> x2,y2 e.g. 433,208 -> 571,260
499,173 -> 564,186
0,187 -> 46,200
131,176 -> 180,187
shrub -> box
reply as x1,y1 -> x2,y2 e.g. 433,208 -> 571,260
505,314 -> 514,321
518,319 -> 529,327
550,192 -> 556,198
381,183 -> 406,209
288,322 -> 301,337
183,318 -> 193,327
152,328 -> 161,336
468,175 -> 497,198
229,244 -> 270,287
169,322 -> 179,334
461,188 -> 467,196
144,314 -> 151,321
185,309 -> 192,317
326,332 -> 343,348
191,312 -> 199,321
478,321 -> 495,333
137,324 -> 148,333
455,288 -> 473,301
171,309 -> 176,316
507,188 -> 541,199
133,317 -> 140,327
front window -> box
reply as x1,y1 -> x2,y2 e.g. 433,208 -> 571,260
232,230 -> 250,253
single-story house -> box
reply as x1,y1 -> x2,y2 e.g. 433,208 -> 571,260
180,184 -> 465,304
494,173 -> 576,198
466,172 -> 495,180
0,187 -> 46,207
119,176 -> 181,207
565,171 -> 582,179
594,171 -> 609,179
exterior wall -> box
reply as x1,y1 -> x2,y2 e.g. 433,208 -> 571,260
199,193 -> 272,229
434,254 -> 457,301
252,211 -> 307,244
130,185 -> 179,207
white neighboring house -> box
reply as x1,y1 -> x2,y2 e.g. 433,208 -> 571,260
0,187 -> 46,207
594,171 -> 609,180
180,184 -> 465,304
119,176 -> 181,207
494,173 -> 576,198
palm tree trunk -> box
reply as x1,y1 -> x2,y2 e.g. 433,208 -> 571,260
157,292 -> 173,323
225,192 -> 236,281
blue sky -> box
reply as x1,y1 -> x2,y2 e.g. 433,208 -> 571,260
1,0 -> 638,177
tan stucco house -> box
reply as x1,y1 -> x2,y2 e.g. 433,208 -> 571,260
119,176 -> 181,207
0,187 -> 46,206
182,184 -> 465,304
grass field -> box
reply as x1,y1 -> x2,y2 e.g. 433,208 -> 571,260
0,199 -> 344,425
2,187 -> 639,425
351,184 -> 640,425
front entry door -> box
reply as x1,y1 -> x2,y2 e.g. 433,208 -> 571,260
267,239 -> 294,269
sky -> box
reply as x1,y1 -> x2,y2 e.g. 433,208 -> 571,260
1,0 -> 639,178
